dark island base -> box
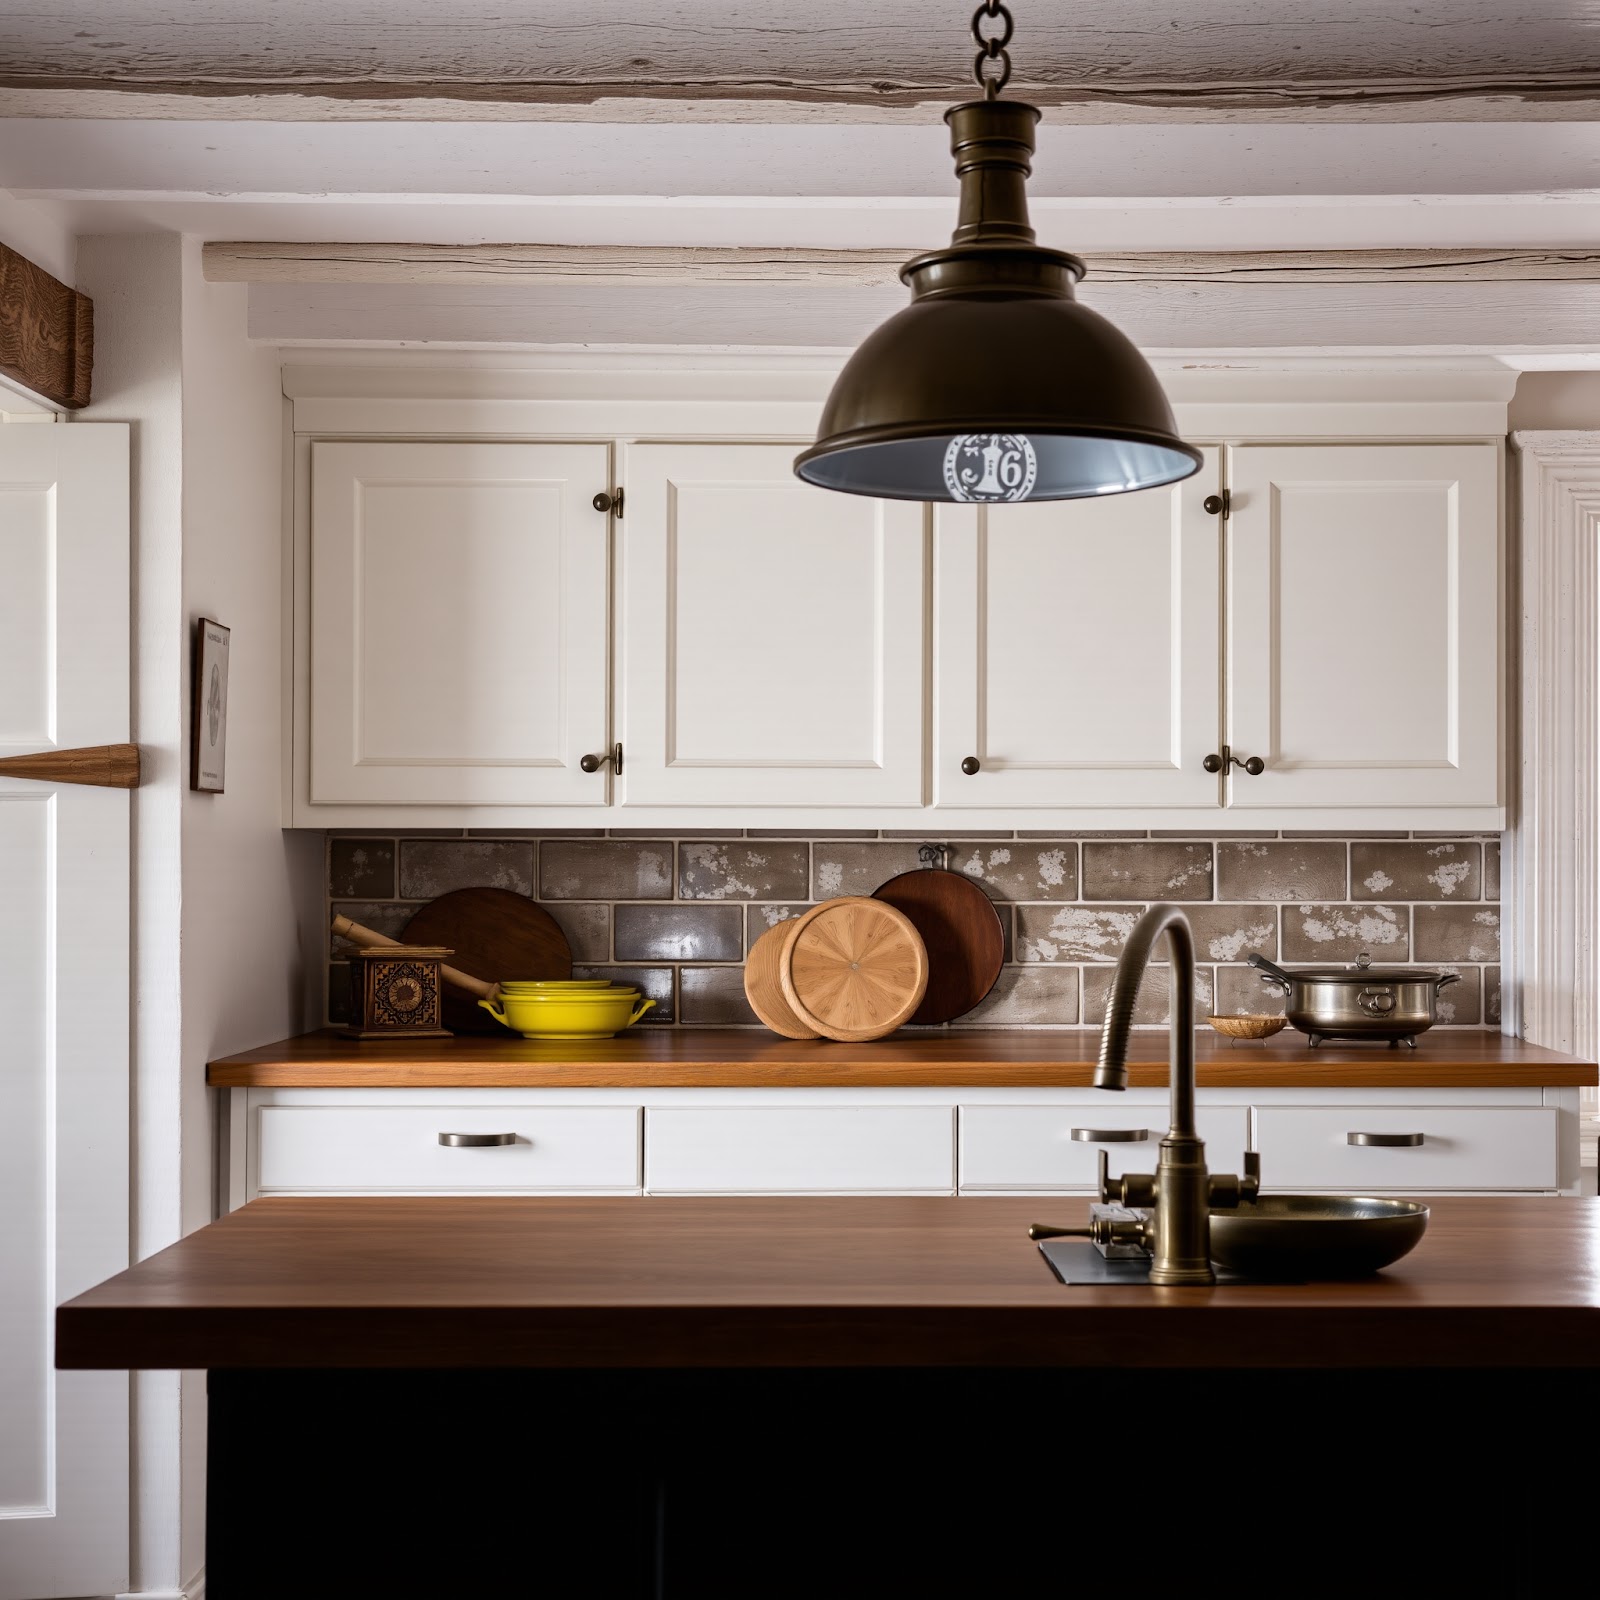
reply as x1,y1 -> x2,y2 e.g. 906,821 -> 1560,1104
208,1367 -> 1589,1599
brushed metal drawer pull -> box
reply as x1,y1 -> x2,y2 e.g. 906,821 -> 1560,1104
1070,1127 -> 1149,1143
438,1132 -> 517,1148
1347,1131 -> 1425,1147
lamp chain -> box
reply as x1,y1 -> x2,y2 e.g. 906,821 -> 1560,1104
970,0 -> 1014,99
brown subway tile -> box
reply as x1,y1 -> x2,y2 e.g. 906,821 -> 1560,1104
679,966 -> 760,1026
1281,904 -> 1409,962
467,829 -> 604,838
331,827 -> 463,837
1150,829 -> 1277,839
1022,904 -> 1274,966
1280,830 -> 1406,839
949,841 -> 1079,902
543,902 -> 610,964
1082,842 -> 1212,901
745,904 -> 809,953
812,841 -> 926,899
1414,904 -> 1501,963
882,829 -> 1017,840
1432,966 -> 1483,1027
747,829 -> 877,839
329,838 -> 395,899
1485,967 -> 1501,1025
541,840 -> 673,901
950,965 -> 1080,1027
1211,965 -> 1287,1019
610,828 -> 739,838
1484,840 -> 1501,901
330,900 -> 415,957
399,839 -> 535,899
1216,841 -> 1345,902
1351,841 -> 1480,901
572,965 -> 675,1024
1082,965 -> 1215,1027
679,841 -> 810,902
1018,830 -> 1147,839
615,903 -> 742,963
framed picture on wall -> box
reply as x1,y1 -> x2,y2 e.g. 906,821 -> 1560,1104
191,617 -> 231,793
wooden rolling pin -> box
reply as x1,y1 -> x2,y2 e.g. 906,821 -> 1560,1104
331,914 -> 499,1002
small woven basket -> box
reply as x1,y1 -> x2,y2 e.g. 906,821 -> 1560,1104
1206,1013 -> 1287,1041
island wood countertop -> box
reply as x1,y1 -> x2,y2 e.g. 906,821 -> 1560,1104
207,1027 -> 1598,1089
56,1194 -> 1600,1371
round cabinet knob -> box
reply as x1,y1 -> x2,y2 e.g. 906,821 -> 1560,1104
1203,494 -> 1225,515
960,756 -> 981,775
1242,755 -> 1265,776
579,753 -> 602,773
1202,753 -> 1223,773
592,491 -> 617,514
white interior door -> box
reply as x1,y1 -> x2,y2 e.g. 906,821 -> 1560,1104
310,441 -> 612,805
934,449 -> 1221,807
0,421 -> 130,1599
618,442 -> 925,807
1226,442 -> 1500,809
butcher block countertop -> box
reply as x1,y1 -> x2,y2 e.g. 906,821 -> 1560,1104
206,1027 -> 1598,1089
55,1194 -> 1600,1371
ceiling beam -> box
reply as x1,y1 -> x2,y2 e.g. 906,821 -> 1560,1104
203,241 -> 1600,291
0,241 -> 93,410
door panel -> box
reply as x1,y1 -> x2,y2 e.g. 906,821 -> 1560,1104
620,443 -> 924,806
0,423 -> 129,1599
935,449 -> 1221,806
1226,443 -> 1500,808
310,441 -> 611,805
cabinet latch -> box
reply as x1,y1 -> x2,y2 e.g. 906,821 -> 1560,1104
593,488 -> 624,518
1202,488 -> 1230,520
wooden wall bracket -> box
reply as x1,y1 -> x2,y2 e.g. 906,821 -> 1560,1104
0,240 -> 94,410
0,744 -> 140,788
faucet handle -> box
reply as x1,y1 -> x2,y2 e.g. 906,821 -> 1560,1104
1243,1149 -> 1261,1200
1097,1147 -> 1156,1207
1206,1151 -> 1263,1210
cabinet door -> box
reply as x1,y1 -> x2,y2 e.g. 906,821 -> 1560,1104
310,441 -> 611,805
619,443 -> 924,806
934,450 -> 1221,807
1226,443 -> 1500,809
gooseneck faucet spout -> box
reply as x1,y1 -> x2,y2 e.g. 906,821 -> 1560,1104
1093,903 -> 1257,1286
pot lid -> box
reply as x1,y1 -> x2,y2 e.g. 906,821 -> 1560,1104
1276,949 -> 1454,982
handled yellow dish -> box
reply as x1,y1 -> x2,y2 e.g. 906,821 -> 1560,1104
478,989 -> 656,1039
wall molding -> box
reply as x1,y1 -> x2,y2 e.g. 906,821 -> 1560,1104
1510,432 -> 1600,1086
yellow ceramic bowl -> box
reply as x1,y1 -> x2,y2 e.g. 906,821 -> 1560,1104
498,978 -> 612,989
478,990 -> 656,1039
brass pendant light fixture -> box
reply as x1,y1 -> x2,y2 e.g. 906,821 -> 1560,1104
795,1 -> 1201,504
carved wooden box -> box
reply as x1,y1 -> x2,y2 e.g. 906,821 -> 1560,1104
340,945 -> 454,1040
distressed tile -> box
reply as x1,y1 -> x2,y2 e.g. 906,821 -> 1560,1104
330,900 -> 415,957
467,829 -> 604,838
1216,841 -> 1346,902
679,841 -> 810,901
747,829 -> 877,839
679,966 -> 760,1026
543,901 -> 610,964
1081,842 -> 1212,901
1414,904 -> 1501,963
882,829 -> 1017,840
332,827 -> 462,837
1019,829 -> 1147,839
540,840 -> 673,901
572,965 -> 675,1024
745,904 -> 810,953
1211,965 -> 1287,1019
1485,967 -> 1502,1025
329,838 -> 395,899
1019,903 -> 1277,966
1282,904 -> 1409,962
615,903 -> 742,963
610,828 -> 738,838
1351,841 -> 1480,901
950,965 -> 1080,1027
1485,840 -> 1501,901
327,961 -> 352,1024
1281,830 -> 1406,839
811,841 -> 926,899
1431,966 -> 1483,1027
1082,965 -> 1215,1027
399,839 -> 535,899
950,841 -> 1079,902
1150,829 -> 1277,839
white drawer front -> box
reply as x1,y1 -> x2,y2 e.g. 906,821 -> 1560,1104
644,1107 -> 955,1194
960,1105 -> 1251,1192
1254,1106 -> 1559,1193
256,1106 -> 641,1193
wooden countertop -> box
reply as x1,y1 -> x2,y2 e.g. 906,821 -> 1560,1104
56,1194 -> 1600,1371
206,1027 -> 1598,1089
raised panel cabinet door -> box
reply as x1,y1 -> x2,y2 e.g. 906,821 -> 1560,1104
618,443 -> 925,806
934,449 -> 1222,807
1226,443 -> 1500,809
310,441 -> 612,805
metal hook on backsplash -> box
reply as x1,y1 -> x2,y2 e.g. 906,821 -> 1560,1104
919,843 -> 953,871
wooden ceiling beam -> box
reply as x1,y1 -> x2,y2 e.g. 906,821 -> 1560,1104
0,241 -> 93,410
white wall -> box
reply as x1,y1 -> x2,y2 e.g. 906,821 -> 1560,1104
1508,371 -> 1600,431
0,189 -> 76,286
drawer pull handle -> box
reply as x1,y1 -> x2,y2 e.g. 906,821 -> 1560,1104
1070,1127 -> 1150,1143
1347,1131 -> 1425,1147
438,1132 -> 517,1148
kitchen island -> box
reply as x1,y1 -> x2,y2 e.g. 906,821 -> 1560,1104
59,1194 -> 1600,1597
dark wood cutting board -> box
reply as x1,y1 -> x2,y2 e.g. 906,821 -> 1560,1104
871,866 -> 1006,1026
402,888 -> 573,1035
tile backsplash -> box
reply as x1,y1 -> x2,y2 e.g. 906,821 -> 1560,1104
323,829 -> 1502,1030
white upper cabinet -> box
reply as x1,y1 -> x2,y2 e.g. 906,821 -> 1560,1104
1225,443 -> 1500,810
309,441 -> 612,806
618,443 -> 924,807
934,449 -> 1221,808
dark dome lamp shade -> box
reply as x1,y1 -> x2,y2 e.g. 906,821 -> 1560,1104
794,95 -> 1202,504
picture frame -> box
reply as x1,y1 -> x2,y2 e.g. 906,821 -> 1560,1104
190,617 -> 231,793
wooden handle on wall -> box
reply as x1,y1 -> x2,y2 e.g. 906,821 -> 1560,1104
331,914 -> 499,1002
0,743 -> 140,788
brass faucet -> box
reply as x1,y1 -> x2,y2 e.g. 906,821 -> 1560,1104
1093,903 -> 1259,1285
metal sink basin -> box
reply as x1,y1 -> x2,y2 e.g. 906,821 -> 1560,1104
1208,1195 -> 1429,1278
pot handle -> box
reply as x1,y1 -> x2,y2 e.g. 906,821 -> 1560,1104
1246,952 -> 1295,995
1436,971 -> 1461,991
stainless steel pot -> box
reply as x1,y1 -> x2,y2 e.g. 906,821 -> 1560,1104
1245,951 -> 1460,1049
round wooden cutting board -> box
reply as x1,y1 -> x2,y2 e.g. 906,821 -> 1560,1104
778,897 -> 928,1042
402,888 -> 573,1035
743,920 -> 821,1040
872,867 -> 1006,1026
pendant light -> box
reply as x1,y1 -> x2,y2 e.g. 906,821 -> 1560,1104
795,1 -> 1201,504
